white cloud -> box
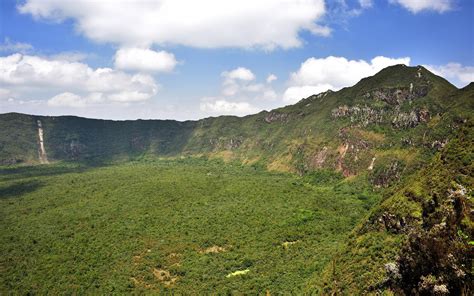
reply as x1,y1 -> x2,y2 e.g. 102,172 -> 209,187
220,67 -> 276,100
200,99 -> 259,115
222,67 -> 256,82
262,89 -> 278,100
389,0 -> 453,13
425,63 -> 474,87
199,67 -> 279,116
0,38 -> 33,53
266,74 -> 278,84
221,67 -> 256,97
283,55 -> 410,103
114,47 -> 177,72
19,0 -> 328,50
48,92 -> 87,108
283,84 -> 334,104
307,24 -> 332,37
0,53 -> 159,107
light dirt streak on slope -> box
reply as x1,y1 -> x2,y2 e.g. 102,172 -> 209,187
37,120 -> 49,164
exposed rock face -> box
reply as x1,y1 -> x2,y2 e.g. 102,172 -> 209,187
332,104 -> 431,129
209,137 -> 244,150
227,138 -> 243,150
379,212 -> 407,233
264,112 -> 289,123
370,85 -> 429,105
311,147 -> 328,168
336,143 -> 349,172
392,108 -> 431,129
371,160 -> 404,187
384,262 -> 402,283
431,139 -> 448,151
332,105 -> 385,127
332,84 -> 431,130
314,90 -> 333,99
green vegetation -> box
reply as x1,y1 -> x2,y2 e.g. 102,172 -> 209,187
0,66 -> 472,294
0,158 -> 381,294
313,123 -> 473,294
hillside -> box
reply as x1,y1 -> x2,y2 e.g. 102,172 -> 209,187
0,65 -> 467,174
1,65 -> 472,294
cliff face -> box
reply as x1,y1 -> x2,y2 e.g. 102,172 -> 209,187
0,65 -> 468,177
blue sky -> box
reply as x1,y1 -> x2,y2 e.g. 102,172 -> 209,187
0,0 -> 473,120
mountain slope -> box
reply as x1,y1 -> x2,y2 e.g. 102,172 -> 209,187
309,83 -> 473,294
313,120 -> 473,295
0,65 -> 464,176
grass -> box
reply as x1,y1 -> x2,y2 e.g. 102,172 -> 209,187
0,158 -> 380,294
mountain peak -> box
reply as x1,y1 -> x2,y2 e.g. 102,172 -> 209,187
350,64 -> 456,96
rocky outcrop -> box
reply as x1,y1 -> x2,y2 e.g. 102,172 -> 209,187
264,112 -> 290,123
332,105 -> 385,127
209,137 -> 244,150
368,85 -> 429,105
379,212 -> 408,233
371,160 -> 404,187
332,104 -> 431,129
311,147 -> 329,168
392,108 -> 431,129
431,139 -> 448,151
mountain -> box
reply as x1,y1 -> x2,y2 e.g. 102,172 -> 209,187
0,65 -> 468,172
1,65 -> 472,294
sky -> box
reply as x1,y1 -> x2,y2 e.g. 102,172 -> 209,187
0,0 -> 473,120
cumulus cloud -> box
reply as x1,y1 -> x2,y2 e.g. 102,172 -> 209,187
283,55 -> 410,103
48,92 -> 87,108
389,0 -> 453,13
222,67 -> 256,82
266,74 -> 278,84
221,67 -> 276,100
425,63 -> 474,87
18,0 -> 329,50
0,53 -> 159,107
199,67 -> 279,116
221,67 -> 257,97
200,99 -> 259,115
114,47 -> 177,72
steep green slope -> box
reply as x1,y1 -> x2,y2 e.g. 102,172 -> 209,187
310,85 -> 473,295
